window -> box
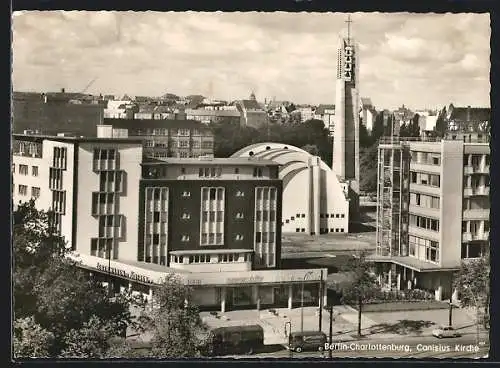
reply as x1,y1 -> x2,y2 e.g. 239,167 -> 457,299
291,216 -> 295,221
182,191 -> 191,197
340,228 -> 344,232
153,234 -> 159,244
255,232 -> 262,242
18,185 -> 27,196
296,228 -> 300,232
235,234 -> 244,240
31,187 -> 40,198
253,167 -> 263,177
182,213 -> 190,219
181,167 -> 186,174
302,214 -> 305,218
341,214 -> 345,218
181,235 -> 190,242
336,214 -> 340,218
410,172 -> 417,183
236,190 -> 245,197
235,168 -> 239,174
19,164 -> 28,175
301,228 -> 305,232
32,166 -> 38,176
270,210 -> 276,221
236,212 -> 244,219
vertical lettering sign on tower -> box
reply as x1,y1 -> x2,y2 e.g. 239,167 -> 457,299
344,45 -> 354,83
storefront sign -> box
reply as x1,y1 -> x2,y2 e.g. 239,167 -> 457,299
344,45 -> 354,82
226,275 -> 264,284
96,262 -> 153,284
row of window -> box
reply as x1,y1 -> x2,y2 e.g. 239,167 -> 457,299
90,238 -> 116,259
142,188 -> 273,200
170,253 -> 251,264
51,190 -> 66,214
49,168 -> 64,190
52,147 -> 68,169
99,171 -> 124,193
409,235 -> 439,263
295,228 -> 345,233
463,197 -> 490,210
461,243 -> 487,259
409,193 -> 440,209
255,231 -> 276,243
201,187 -> 225,201
410,151 -> 441,166
16,165 -> 38,177
17,185 -> 40,198
409,214 -> 440,232
462,220 -> 490,233
464,154 -> 490,167
198,167 -> 222,178
16,142 -> 41,157
410,172 -> 440,187
464,176 -> 489,188
93,149 -> 117,161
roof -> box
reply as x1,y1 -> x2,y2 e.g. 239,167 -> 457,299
12,133 -> 143,144
142,157 -> 279,167
212,325 -> 263,334
185,108 -> 241,117
448,106 -> 490,122
366,254 -> 460,272
137,105 -> 156,113
103,118 -> 212,131
240,99 -> 262,110
315,104 -> 335,115
170,249 -> 253,255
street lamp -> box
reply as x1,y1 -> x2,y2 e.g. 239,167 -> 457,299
285,321 -> 292,358
301,271 -> 314,333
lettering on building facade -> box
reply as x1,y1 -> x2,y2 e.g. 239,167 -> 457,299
344,45 -> 354,82
96,263 -> 153,284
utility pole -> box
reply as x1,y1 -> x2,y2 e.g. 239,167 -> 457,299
448,274 -> 454,326
328,305 -> 333,359
319,270 -> 324,331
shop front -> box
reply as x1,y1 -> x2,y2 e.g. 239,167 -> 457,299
69,253 -> 328,312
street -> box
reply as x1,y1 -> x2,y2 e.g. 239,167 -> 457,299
221,332 -> 489,359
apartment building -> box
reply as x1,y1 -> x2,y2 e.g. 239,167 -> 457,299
102,118 -> 214,159
185,108 -> 241,125
13,133 -> 327,312
373,136 -> 490,301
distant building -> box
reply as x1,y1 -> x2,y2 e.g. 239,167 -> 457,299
101,118 -> 214,159
314,104 -> 336,136
235,93 -> 269,129
297,106 -> 315,123
444,104 -> 490,141
359,97 -> 376,132
185,108 -> 241,125
104,100 -> 136,119
13,91 -> 104,136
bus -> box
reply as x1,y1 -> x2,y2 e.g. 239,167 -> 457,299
288,331 -> 327,353
205,325 -> 264,356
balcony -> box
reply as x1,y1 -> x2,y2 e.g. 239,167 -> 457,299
472,231 -> 489,241
464,165 -> 490,175
462,232 -> 472,242
464,186 -> 489,197
462,209 -> 490,220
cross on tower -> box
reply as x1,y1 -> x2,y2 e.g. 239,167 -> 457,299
345,14 -> 353,43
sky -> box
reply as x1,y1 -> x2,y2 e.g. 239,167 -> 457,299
12,11 -> 490,110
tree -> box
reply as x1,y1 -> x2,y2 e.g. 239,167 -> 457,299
400,114 -> 421,138
301,144 -> 320,156
13,200 -> 134,357
371,111 -> 385,142
453,254 -> 490,328
359,145 -> 378,193
14,317 -> 55,358
138,274 -> 208,358
359,117 -> 372,148
338,251 -> 378,336
434,106 -> 448,137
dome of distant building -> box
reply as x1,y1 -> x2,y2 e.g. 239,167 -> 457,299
231,142 -> 350,235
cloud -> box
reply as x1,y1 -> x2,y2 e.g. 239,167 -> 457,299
12,11 -> 490,109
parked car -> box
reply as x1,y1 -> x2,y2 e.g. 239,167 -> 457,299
432,325 -> 461,338
288,331 -> 327,353
204,325 -> 264,356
